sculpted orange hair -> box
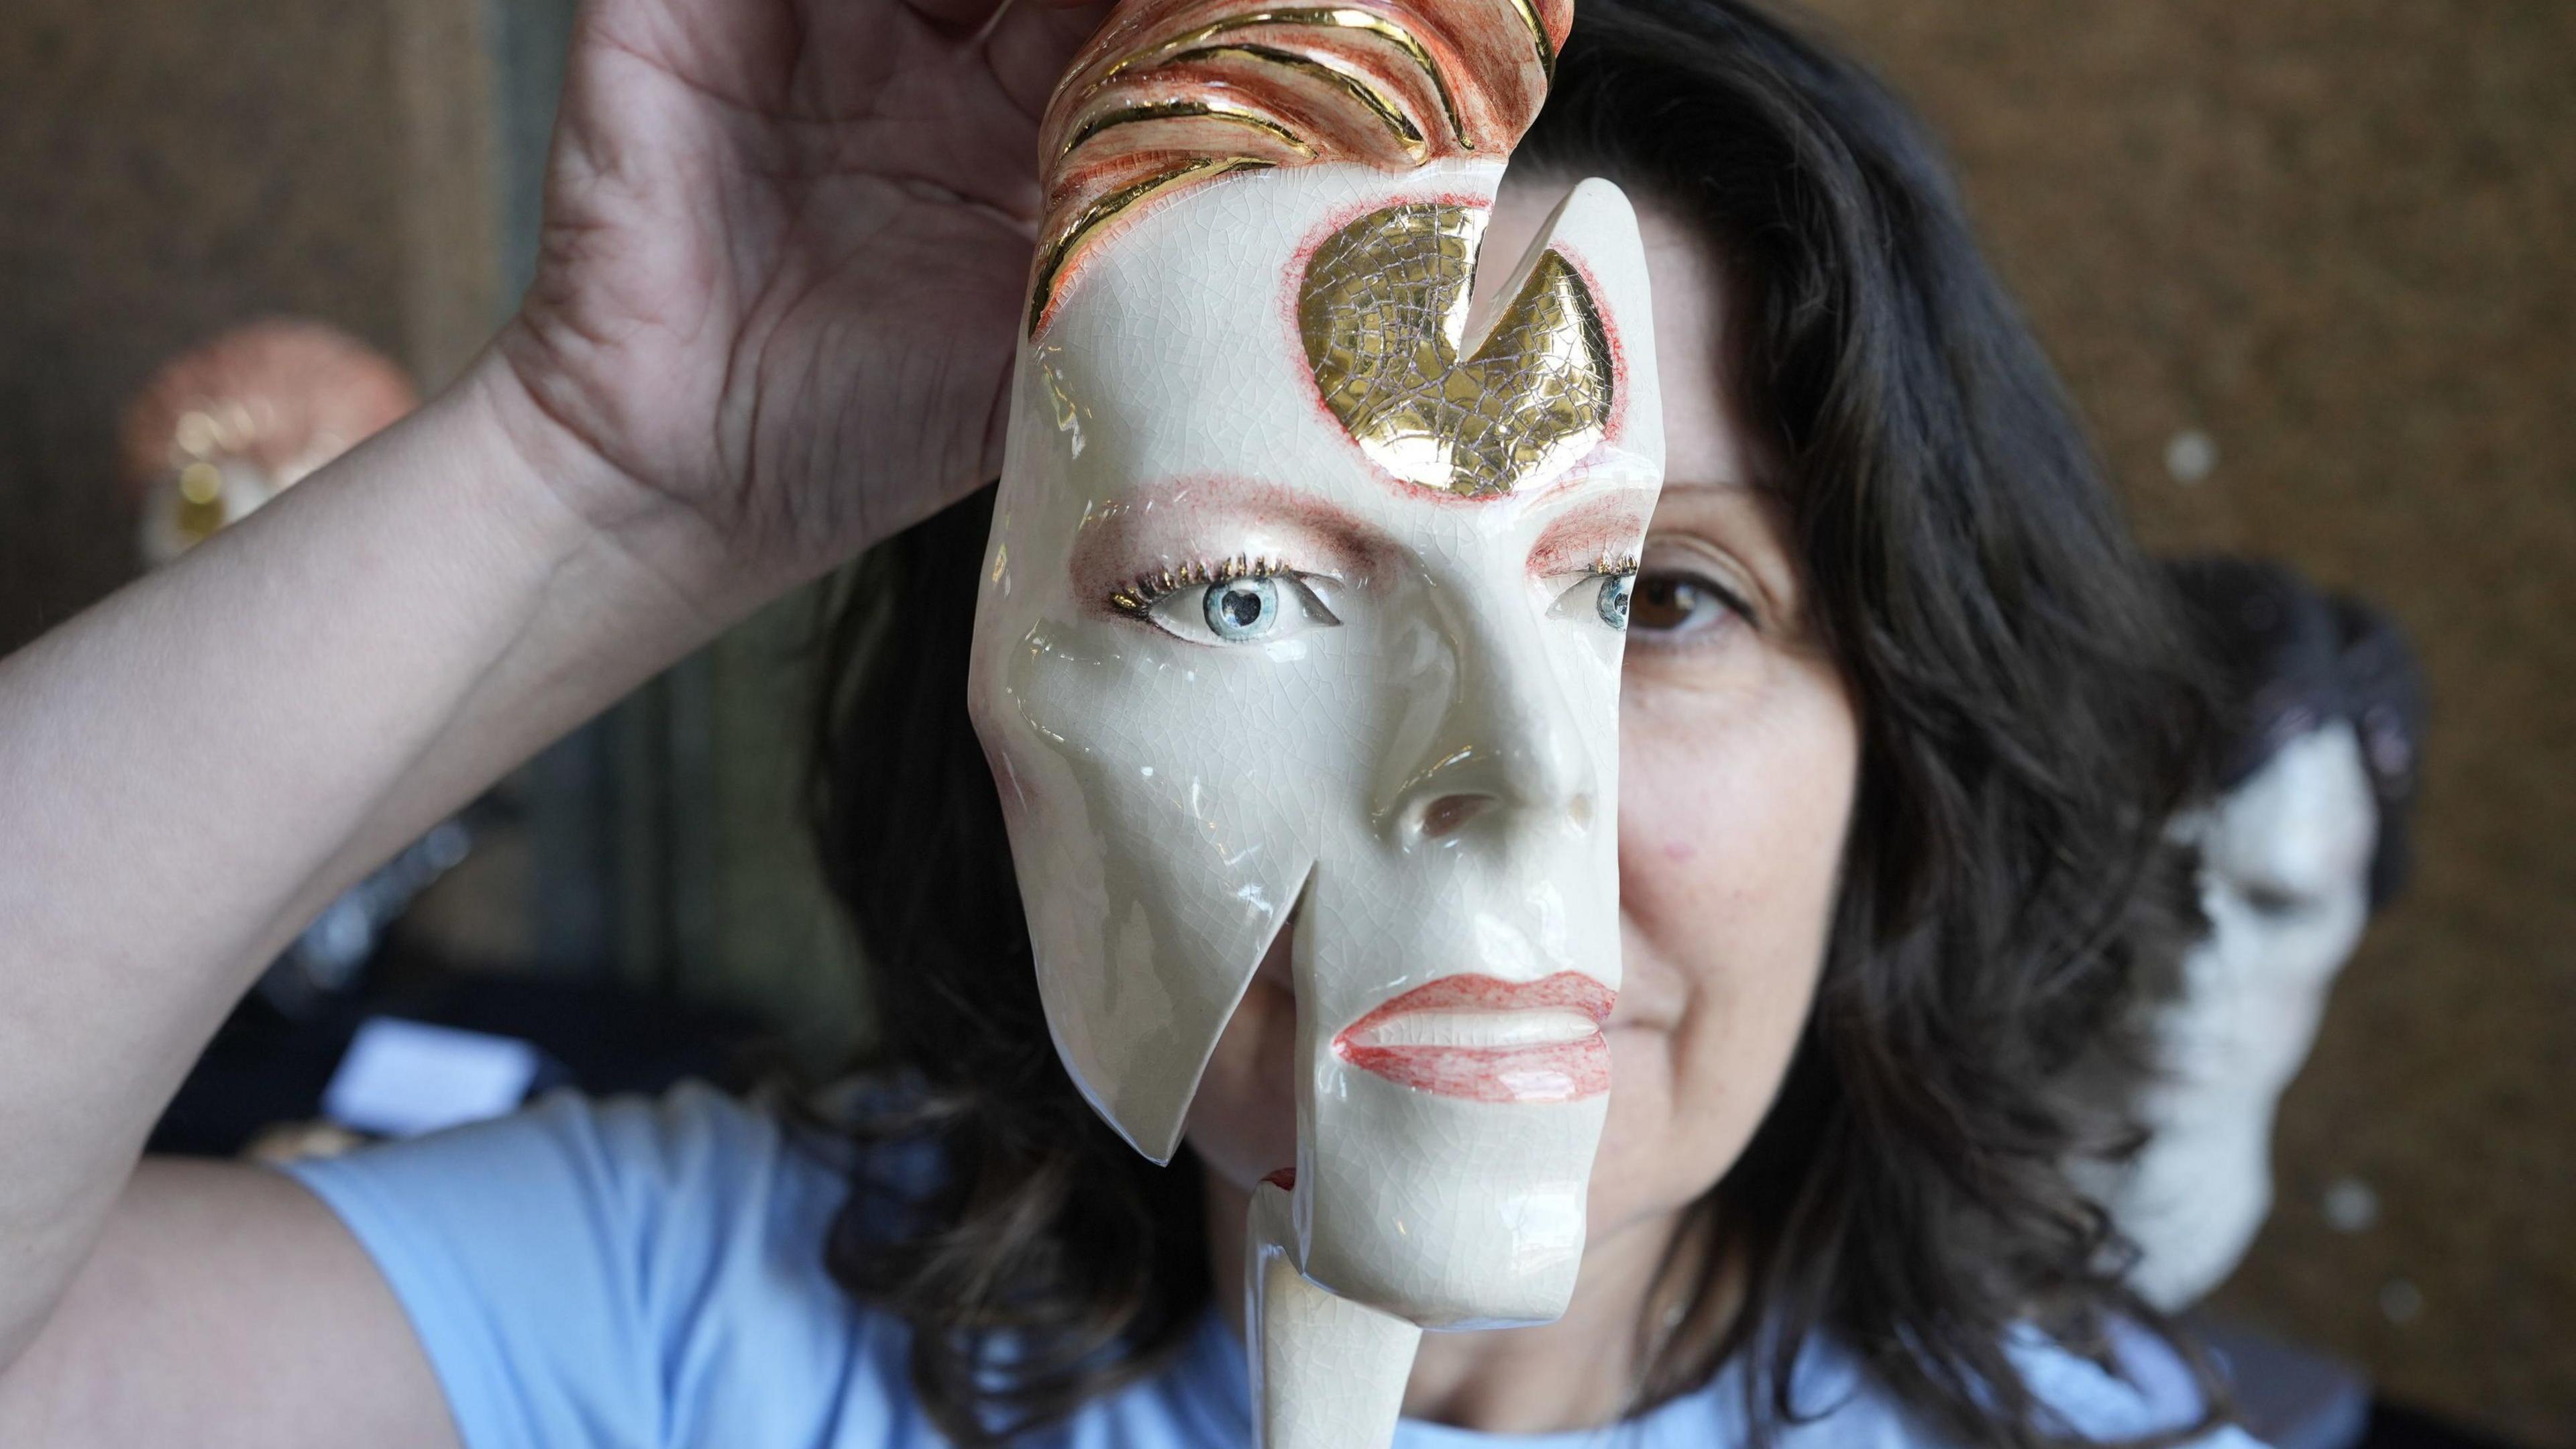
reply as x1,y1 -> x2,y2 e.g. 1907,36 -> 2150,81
1028,0 -> 1573,333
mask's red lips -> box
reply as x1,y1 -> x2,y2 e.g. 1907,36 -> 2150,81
1330,973 -> 1614,1103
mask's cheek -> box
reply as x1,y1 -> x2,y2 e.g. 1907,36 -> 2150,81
996,616 -> 1332,1163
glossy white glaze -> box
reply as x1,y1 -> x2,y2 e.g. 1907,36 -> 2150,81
1247,1181 -> 1422,1449
970,156 -> 1661,1442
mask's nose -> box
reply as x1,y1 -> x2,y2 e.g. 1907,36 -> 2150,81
1385,602 -> 1600,847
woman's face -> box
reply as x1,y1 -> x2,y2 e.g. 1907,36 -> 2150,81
1187,182 -> 1862,1255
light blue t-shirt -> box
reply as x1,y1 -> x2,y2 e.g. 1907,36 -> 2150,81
281,1085 -> 2265,1449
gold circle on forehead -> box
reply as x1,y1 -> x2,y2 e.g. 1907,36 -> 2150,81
1299,202 -> 1612,498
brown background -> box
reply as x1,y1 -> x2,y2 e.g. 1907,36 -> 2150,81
1800,2 -> 2575,1442
1,0 -> 2568,1441
0,0 -> 500,657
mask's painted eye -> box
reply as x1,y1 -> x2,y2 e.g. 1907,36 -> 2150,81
1550,562 -> 1640,633
1205,576 -> 1279,640
1596,572 -> 1634,630
1125,563 -> 1342,645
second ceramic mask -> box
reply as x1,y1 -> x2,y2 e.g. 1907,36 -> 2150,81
969,0 -> 1663,1439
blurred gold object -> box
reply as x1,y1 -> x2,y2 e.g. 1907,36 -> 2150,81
176,460 -> 224,506
119,320 -> 418,566
173,411 -> 221,458
173,460 -> 229,547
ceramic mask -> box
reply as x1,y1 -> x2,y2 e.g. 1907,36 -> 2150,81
138,456 -> 293,567
968,0 -> 1662,1440
2112,723 -> 2379,1309
119,320 -> 417,567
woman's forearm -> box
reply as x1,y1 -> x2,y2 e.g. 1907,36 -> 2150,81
0,350 -> 729,1364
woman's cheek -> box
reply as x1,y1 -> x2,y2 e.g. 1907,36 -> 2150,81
1599,653 -> 1859,1216
1184,957 -> 1300,1191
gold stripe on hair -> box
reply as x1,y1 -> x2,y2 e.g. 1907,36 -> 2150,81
1029,156 -> 1277,335
1094,8 -> 1467,151
1056,98 -> 1317,163
1152,42 -> 1428,160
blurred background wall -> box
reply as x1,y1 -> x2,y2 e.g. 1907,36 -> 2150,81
1799,3 -> 2575,1442
0,0 -> 2567,1441
0,0 -> 865,1060
0,0 -> 470,653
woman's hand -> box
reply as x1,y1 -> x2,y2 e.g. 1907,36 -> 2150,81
0,0 -> 1109,1406
494,0 -> 1106,613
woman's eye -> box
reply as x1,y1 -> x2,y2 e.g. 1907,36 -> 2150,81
1628,571 -> 1750,638
1142,572 -> 1340,645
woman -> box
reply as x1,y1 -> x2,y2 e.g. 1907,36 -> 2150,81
0,0 -> 2239,1444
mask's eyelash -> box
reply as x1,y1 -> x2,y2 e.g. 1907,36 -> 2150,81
1109,553 -> 1289,614
1590,552 -> 1640,577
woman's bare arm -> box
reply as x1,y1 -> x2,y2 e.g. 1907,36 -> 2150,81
0,0 -> 1097,1432
0,356 -> 702,1387
0,1163 -> 462,1449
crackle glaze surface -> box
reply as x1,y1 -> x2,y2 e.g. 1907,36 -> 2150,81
973,158 -> 1658,1316
973,0 -> 1660,1439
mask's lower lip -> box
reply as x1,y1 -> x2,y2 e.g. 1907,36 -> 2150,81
1330,973 -> 1614,1103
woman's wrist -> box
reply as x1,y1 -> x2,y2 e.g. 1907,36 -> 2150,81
453,331 -> 696,606
352,340 -> 752,749
472,317 -> 808,631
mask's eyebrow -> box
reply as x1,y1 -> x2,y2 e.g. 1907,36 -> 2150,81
1067,475 -> 1393,604
1526,486 -> 1657,576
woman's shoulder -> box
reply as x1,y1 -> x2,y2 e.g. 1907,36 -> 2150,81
284,1080 -> 858,1271
276,1082 -> 944,1449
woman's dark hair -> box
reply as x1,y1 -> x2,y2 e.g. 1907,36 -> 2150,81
811,1 -> 2214,1443
2164,555 -> 2427,908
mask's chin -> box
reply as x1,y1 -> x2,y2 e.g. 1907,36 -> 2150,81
1292,1061 -> 1605,1328
1185,882 -> 1609,1329
1281,876 -> 1609,1330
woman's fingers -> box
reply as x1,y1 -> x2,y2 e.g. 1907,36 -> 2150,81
983,0 -> 1114,123
896,0 -> 1029,34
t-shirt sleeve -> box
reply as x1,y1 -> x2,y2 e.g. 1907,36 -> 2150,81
276,1083 -> 902,1449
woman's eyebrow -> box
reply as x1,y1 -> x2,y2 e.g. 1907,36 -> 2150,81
1656,474 -> 1766,496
